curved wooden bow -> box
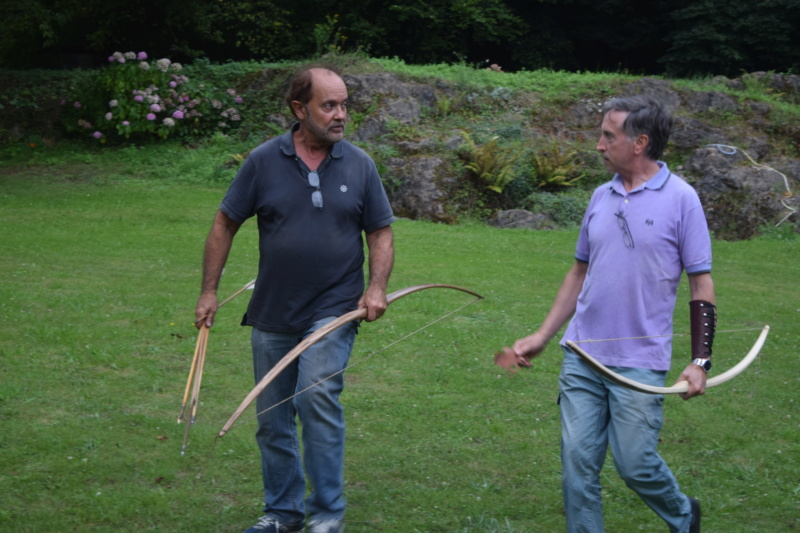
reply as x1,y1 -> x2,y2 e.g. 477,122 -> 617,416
565,325 -> 770,394
217,283 -> 483,437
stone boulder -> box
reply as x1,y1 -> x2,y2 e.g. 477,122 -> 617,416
623,78 -> 682,111
344,73 -> 437,143
684,146 -> 799,239
685,91 -> 738,114
383,156 -> 453,223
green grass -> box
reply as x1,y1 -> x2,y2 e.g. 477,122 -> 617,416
0,145 -> 798,532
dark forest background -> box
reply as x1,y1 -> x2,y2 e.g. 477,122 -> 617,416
3,0 -> 800,76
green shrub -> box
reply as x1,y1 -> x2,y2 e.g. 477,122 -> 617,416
459,131 -> 519,193
59,51 -> 243,142
529,140 -> 584,190
522,190 -> 589,227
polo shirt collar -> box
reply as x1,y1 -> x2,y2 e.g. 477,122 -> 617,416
279,122 -> 344,159
609,161 -> 670,195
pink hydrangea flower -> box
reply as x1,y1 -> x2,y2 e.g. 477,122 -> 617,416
150,104 -> 161,112
146,113 -> 156,121
93,131 -> 103,139
172,110 -> 184,119
137,51 -> 148,60
134,95 -> 144,102
122,121 -> 130,126
73,101 -> 82,108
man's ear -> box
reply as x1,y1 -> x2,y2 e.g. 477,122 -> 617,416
291,100 -> 306,120
633,134 -> 650,155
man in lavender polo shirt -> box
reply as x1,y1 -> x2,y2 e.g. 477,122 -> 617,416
512,96 -> 716,533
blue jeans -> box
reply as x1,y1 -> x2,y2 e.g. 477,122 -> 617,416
251,317 -> 358,526
559,347 -> 693,533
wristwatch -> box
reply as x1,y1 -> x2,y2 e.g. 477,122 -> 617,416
691,358 -> 712,373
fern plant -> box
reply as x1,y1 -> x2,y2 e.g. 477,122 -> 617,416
460,131 -> 519,193
530,140 -> 584,190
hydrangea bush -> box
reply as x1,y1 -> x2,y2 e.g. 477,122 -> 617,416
61,51 -> 242,142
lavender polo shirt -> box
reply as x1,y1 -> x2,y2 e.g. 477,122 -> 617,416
561,162 -> 712,371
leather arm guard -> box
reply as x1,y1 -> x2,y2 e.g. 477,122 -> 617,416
689,300 -> 716,358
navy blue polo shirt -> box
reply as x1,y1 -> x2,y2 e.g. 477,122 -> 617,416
220,124 -> 396,333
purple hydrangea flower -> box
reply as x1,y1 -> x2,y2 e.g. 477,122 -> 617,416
150,104 -> 161,112
146,113 -> 156,121
137,51 -> 148,60
135,95 -> 144,102
172,110 -> 184,119
122,121 -> 130,126
93,131 -> 103,139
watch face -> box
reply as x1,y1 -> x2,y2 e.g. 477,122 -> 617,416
694,359 -> 712,372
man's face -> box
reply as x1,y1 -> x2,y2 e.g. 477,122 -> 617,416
299,70 -> 348,145
596,110 -> 635,175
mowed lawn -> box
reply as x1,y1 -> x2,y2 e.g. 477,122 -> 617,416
1,162 -> 798,532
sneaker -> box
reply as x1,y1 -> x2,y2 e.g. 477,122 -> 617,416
308,518 -> 344,533
689,497 -> 701,533
244,516 -> 304,533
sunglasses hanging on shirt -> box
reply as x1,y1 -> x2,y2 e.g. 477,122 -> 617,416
308,170 -> 323,210
615,212 -> 634,249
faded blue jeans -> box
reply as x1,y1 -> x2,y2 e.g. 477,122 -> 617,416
559,346 -> 693,533
251,317 -> 358,527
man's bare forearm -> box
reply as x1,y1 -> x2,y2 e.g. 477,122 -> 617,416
365,225 -> 394,292
201,210 -> 241,293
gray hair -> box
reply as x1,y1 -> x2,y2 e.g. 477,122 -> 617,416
601,96 -> 673,161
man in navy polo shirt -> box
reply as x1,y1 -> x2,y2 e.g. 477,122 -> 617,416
195,66 -> 395,533
512,96 -> 715,532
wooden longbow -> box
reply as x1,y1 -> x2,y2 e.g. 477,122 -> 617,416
564,325 -> 770,394
217,283 -> 483,438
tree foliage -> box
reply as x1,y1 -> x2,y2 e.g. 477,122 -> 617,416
1,0 -> 798,75
660,0 -> 800,76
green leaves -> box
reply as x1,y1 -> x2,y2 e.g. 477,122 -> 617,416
529,140 -> 584,191
460,131 -> 520,194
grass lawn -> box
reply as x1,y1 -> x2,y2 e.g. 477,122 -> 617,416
0,152 -> 798,532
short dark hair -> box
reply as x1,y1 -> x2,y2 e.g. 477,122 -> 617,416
285,65 -> 342,119
601,96 -> 673,161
